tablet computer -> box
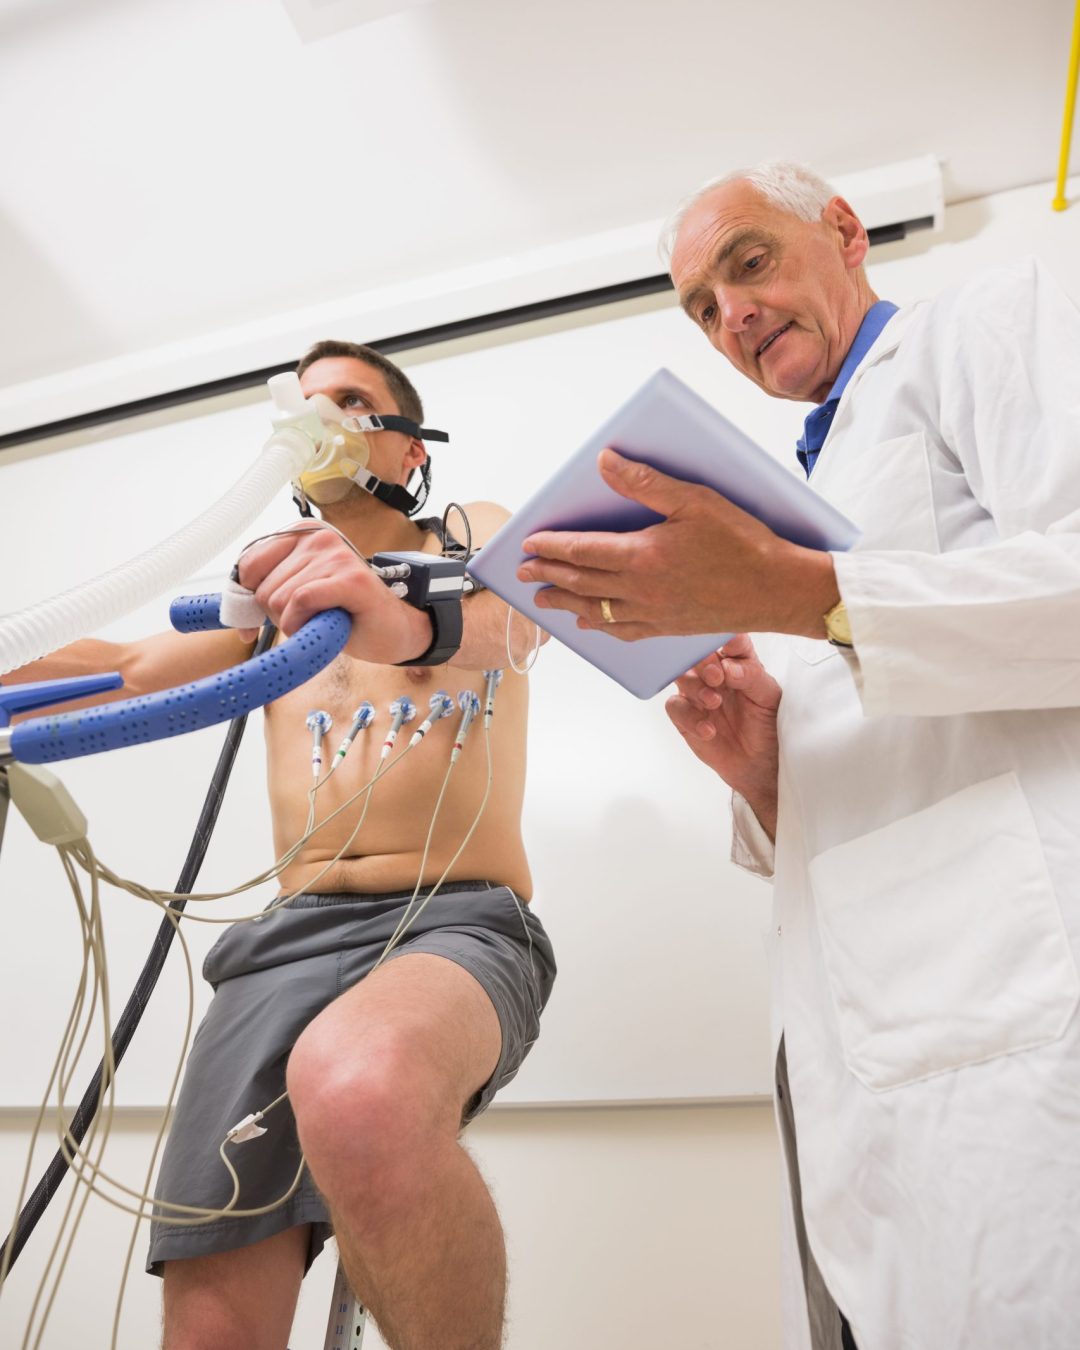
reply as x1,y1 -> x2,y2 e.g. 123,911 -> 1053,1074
467,368 -> 860,699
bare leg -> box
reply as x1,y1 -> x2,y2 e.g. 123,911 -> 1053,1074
286,952 -> 505,1350
161,1223 -> 309,1350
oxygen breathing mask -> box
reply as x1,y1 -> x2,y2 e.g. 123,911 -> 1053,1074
295,395 -> 375,507
291,394 -> 450,519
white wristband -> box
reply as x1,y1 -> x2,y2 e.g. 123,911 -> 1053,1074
218,577 -> 268,630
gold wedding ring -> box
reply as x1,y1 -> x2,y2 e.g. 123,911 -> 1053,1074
599,598 -> 616,624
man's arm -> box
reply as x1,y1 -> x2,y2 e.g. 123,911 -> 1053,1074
236,505 -> 548,672
3,628 -> 255,714
446,502 -> 548,671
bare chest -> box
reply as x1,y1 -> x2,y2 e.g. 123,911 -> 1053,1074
267,651 -> 470,744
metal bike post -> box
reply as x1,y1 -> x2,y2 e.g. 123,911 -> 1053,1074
322,1255 -> 368,1350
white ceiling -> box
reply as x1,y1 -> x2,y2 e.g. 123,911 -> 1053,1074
0,0 -> 1075,388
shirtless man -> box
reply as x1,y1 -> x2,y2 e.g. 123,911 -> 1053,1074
6,340 -> 555,1350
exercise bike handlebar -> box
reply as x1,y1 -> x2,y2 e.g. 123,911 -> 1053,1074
0,598 -> 350,767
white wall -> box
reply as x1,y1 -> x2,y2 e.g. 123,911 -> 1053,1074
2,0 -> 1070,387
0,1102 -> 782,1350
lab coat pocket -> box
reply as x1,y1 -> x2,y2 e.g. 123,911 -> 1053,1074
790,637 -> 838,667
815,431 -> 939,553
808,772 -> 1080,1092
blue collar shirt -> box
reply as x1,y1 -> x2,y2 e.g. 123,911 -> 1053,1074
796,301 -> 899,477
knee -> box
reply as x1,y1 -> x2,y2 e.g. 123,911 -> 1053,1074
286,1023 -> 452,1183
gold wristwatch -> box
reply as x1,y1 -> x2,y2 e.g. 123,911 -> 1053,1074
822,599 -> 853,648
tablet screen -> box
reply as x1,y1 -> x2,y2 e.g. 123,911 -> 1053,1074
467,368 -> 859,698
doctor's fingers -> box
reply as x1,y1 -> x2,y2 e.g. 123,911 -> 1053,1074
680,646 -> 733,689
518,529 -> 642,581
717,633 -> 757,663
666,693 -> 718,742
534,587 -> 654,640
673,668 -> 725,711
673,642 -> 751,701
724,652 -> 781,710
520,557 -> 628,601
712,636 -> 779,701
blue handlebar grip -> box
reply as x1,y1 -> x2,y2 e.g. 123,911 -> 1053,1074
10,609 -> 352,766
170,593 -> 228,633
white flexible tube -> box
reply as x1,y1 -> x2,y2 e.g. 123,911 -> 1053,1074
0,426 -> 316,676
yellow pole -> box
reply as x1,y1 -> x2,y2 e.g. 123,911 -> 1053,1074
1053,0 -> 1080,210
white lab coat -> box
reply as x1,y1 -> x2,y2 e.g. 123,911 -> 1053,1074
735,257 -> 1080,1350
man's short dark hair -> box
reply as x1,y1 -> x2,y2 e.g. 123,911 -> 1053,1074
296,340 -> 424,424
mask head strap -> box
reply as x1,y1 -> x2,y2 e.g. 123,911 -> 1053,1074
347,413 -> 449,444
355,465 -> 431,517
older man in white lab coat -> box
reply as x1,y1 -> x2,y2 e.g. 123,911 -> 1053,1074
515,161 -> 1080,1350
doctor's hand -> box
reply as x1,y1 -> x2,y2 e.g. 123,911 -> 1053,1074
666,635 -> 781,840
517,449 -> 839,640
236,523 -> 433,665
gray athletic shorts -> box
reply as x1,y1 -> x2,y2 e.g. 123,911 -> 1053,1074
146,881 -> 556,1275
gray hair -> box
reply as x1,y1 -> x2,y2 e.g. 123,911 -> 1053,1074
658,160 -> 837,266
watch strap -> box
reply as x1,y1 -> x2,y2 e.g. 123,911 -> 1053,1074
396,598 -> 463,667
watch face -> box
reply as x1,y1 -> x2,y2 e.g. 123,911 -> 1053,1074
824,602 -> 852,646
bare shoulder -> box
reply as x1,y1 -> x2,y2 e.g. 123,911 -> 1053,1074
456,500 -> 510,547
